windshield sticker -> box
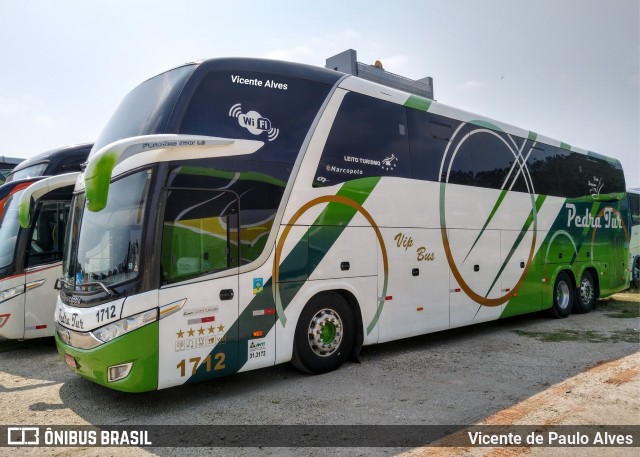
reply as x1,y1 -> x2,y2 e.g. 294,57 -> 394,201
229,103 -> 279,141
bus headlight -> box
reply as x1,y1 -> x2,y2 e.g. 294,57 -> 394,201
92,309 -> 157,343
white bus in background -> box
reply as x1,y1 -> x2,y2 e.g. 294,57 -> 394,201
628,189 -> 640,288
0,173 -> 82,339
0,144 -> 90,339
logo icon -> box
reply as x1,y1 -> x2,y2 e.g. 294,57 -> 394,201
588,176 -> 604,199
381,154 -> 398,171
229,103 -> 279,141
7,427 -> 40,445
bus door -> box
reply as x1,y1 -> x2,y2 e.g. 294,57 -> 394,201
22,200 -> 71,338
448,228 -> 504,327
157,189 -> 240,389
0,274 -> 26,339
609,230 -> 626,290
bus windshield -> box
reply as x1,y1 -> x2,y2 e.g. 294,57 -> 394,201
63,169 -> 151,290
0,190 -> 23,270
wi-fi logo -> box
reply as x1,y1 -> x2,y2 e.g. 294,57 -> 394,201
267,128 -> 279,142
229,103 -> 243,118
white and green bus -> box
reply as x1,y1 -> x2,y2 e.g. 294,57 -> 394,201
54,58 -> 629,392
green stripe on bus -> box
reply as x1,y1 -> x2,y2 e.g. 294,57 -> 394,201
463,189 -> 508,264
188,177 -> 380,384
485,194 -> 546,297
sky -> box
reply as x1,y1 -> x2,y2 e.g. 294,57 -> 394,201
1,0 -> 638,187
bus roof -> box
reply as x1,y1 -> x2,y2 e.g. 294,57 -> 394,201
0,156 -> 23,166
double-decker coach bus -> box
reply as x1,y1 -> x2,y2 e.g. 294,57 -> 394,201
0,156 -> 23,184
0,173 -> 80,339
5,143 -> 92,183
53,58 -> 629,392
0,144 -> 91,339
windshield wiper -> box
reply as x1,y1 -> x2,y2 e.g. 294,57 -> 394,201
81,281 -> 120,297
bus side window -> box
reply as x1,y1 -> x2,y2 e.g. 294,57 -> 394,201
314,92 -> 411,187
160,188 -> 239,284
26,201 -> 69,267
407,109 -> 458,183
470,126 -> 518,191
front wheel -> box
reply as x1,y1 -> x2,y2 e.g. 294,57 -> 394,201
574,271 -> 596,314
292,292 -> 354,374
549,271 -> 574,318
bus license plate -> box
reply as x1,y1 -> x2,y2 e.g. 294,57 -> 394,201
64,353 -> 78,369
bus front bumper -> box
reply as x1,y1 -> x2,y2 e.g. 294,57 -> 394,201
55,321 -> 159,393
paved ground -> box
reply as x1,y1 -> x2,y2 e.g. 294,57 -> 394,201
0,290 -> 638,456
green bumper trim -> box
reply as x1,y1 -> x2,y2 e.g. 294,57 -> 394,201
55,321 -> 159,393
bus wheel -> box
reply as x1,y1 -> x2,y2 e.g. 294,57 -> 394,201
574,271 -> 596,314
292,292 -> 354,374
633,259 -> 640,289
549,272 -> 573,318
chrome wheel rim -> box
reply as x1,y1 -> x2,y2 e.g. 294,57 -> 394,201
308,308 -> 343,357
556,281 -> 570,309
580,277 -> 594,304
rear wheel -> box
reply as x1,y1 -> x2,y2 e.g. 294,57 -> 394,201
574,270 -> 596,314
292,292 -> 354,374
549,271 -> 573,318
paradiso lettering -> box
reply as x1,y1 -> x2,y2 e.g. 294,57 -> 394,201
566,203 -> 622,229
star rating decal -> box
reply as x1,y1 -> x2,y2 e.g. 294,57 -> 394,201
176,324 -> 226,341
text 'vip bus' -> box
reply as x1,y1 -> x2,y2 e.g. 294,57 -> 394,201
53,58 -> 629,392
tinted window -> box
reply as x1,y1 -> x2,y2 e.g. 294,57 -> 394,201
470,126 -> 518,190
408,110 -> 462,182
54,156 -> 87,174
538,147 -> 569,197
630,193 -> 640,226
525,145 -> 548,194
93,65 -> 197,152
314,92 -> 410,187
582,155 -> 626,197
180,71 -> 333,166
441,124 -> 474,186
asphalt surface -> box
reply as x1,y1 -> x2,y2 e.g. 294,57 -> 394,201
1,291 -> 638,456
